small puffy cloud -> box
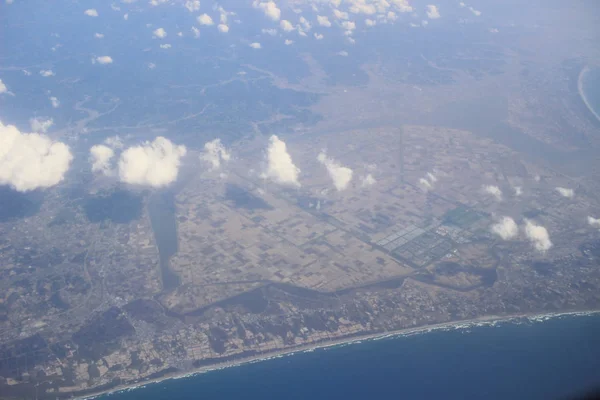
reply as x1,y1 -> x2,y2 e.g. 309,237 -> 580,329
524,219 -> 552,252
40,69 -> 55,77
148,62 -> 156,69
124,13 -> 129,20
197,13 -> 214,25
184,0 -> 200,12
253,0 -> 281,21
299,16 -> 311,31
361,174 -> 376,187
483,185 -> 502,201
341,21 -> 356,31
555,187 -> 574,199
104,135 -> 124,149
588,216 -> 600,229
262,28 -> 277,35
514,186 -> 523,196
153,27 -> 167,38
426,5 -> 440,19
365,18 -> 376,26
284,39 -> 294,45
94,33 -> 104,38
333,9 -> 349,20
49,96 -> 60,108
262,135 -> 301,186
29,117 -> 53,133
468,6 -> 481,16
191,26 -> 200,37
491,217 -> 518,240
218,24 -> 229,33
337,50 -> 348,56
318,151 -> 353,191
84,8 -> 99,17
200,138 -> 231,170
250,42 -> 262,49
317,15 -> 331,27
0,79 -> 7,94
314,33 -> 323,40
95,56 -> 113,64
419,171 -> 437,191
150,0 -> 169,5
90,145 -> 115,176
280,19 -> 295,32
0,121 -> 73,192
118,137 -> 187,188
160,44 -> 172,49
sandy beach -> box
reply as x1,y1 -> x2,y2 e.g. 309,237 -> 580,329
81,308 -> 600,400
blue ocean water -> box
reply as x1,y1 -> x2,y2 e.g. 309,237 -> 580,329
102,314 -> 600,400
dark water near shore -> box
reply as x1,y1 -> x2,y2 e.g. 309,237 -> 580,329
101,313 -> 600,400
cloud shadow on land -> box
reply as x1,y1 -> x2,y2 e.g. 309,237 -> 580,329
0,186 -> 44,222
83,190 -> 143,224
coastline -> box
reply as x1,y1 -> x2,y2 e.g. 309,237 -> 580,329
82,308 -> 600,400
577,65 -> 600,123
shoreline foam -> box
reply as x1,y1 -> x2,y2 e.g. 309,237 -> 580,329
81,309 -> 600,400
578,66 -> 600,123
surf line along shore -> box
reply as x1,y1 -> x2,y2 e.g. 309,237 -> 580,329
578,66 -> 600,123
81,309 -> 600,400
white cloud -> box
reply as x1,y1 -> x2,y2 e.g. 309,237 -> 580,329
0,120 -> 73,192
94,33 -> 104,38
118,137 -> 187,188
361,173 -> 376,187
218,24 -> 229,33
280,19 -> 295,32
104,135 -> 124,149
555,187 -> 574,199
337,50 -> 348,56
341,20 -> 356,31
299,16 -> 311,31
191,26 -> 200,38
314,33 -> 324,40
40,69 -> 55,77
483,185 -> 502,201
418,171 -> 437,191
150,0 -> 169,5
90,145 -> 115,176
95,56 -> 113,64
514,186 -> 523,196
200,138 -> 231,170
524,219 -> 552,252
262,135 -> 301,186
49,96 -> 60,108
250,42 -> 262,49
184,0 -> 200,12
284,39 -> 294,45
588,216 -> 600,229
84,9 -> 99,17
0,79 -> 7,94
333,9 -> 349,20
148,62 -> 156,69
318,151 -> 353,191
262,28 -> 277,35
317,15 -> 331,27
153,27 -> 167,38
468,6 -> 481,16
197,13 -> 214,25
253,0 -> 281,21
29,117 -> 53,133
491,217 -> 518,240
124,13 -> 129,20
365,18 -> 376,26
160,44 -> 172,49
177,31 -> 183,37
426,5 -> 440,19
